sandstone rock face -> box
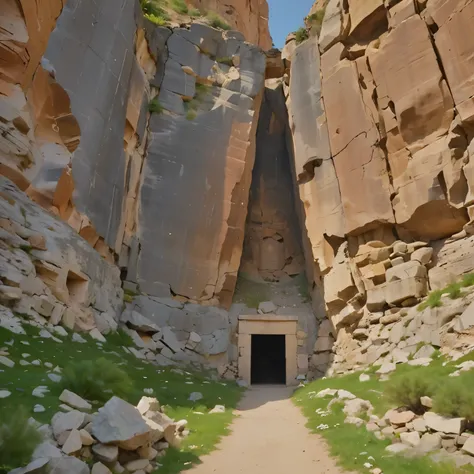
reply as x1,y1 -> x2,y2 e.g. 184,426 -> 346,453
189,0 -> 272,49
136,26 -> 265,304
287,0 -> 474,377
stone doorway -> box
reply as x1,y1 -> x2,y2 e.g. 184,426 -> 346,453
238,315 -> 298,386
251,334 -> 286,384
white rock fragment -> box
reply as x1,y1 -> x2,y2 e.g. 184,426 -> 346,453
59,389 -> 92,411
0,355 -> 14,368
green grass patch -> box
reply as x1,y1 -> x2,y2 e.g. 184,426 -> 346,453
61,358 -> 133,402
461,273 -> 474,288
233,273 -> 270,308
0,324 -> 243,472
207,12 -> 231,30
141,0 -> 170,25
446,282 -> 462,300
293,359 -> 474,474
189,7 -> 201,16
149,97 -> 164,114
171,0 -> 188,14
295,27 -> 309,44
433,371 -> 474,421
0,407 -> 42,473
418,289 -> 443,311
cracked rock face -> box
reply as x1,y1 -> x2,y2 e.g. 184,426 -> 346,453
290,0 -> 474,377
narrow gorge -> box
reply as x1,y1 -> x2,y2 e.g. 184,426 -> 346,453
2,0 -> 474,472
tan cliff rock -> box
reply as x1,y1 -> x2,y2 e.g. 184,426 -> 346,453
2,0 -> 474,385
189,0 -> 272,49
288,0 -> 474,376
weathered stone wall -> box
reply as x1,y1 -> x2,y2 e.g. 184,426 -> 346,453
189,0 -> 273,50
286,0 -> 474,376
1,177 -> 122,334
127,25 -> 266,307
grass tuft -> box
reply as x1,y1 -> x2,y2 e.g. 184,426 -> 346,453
171,0 -> 188,14
306,7 -> 326,35
417,290 -> 443,312
61,358 -> 133,402
295,27 -> 309,44
445,282 -> 462,300
461,273 -> 474,288
148,97 -> 164,114
189,7 -> 201,16
207,12 -> 231,30
0,407 -> 42,472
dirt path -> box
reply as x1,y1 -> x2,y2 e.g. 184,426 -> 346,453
190,385 -> 350,474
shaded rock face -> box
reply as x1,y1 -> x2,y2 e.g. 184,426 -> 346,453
286,0 -> 474,375
134,26 -> 266,305
240,80 -> 305,282
189,0 -> 272,49
1,0 -> 267,308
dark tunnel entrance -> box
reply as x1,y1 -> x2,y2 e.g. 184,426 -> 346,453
251,334 -> 286,384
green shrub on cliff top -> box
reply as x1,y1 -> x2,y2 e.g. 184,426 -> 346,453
295,27 -> 309,44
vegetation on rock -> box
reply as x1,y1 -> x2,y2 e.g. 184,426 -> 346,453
418,273 -> 474,311
184,83 -> 211,120
149,97 -> 164,114
306,7 -> 326,35
295,27 -> 309,44
171,0 -> 188,14
207,12 -> 231,30
294,351 -> 474,474
0,324 -> 243,473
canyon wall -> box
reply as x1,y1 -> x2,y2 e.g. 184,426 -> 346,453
285,0 -> 474,376
0,0 -> 272,375
1,0 -> 266,307
189,0 -> 272,49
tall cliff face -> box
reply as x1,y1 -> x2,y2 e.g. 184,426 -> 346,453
286,0 -> 474,375
1,0 -> 266,306
189,0 -> 272,49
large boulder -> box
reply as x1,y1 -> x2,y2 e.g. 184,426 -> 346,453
92,397 -> 151,450
423,412 -> 466,435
